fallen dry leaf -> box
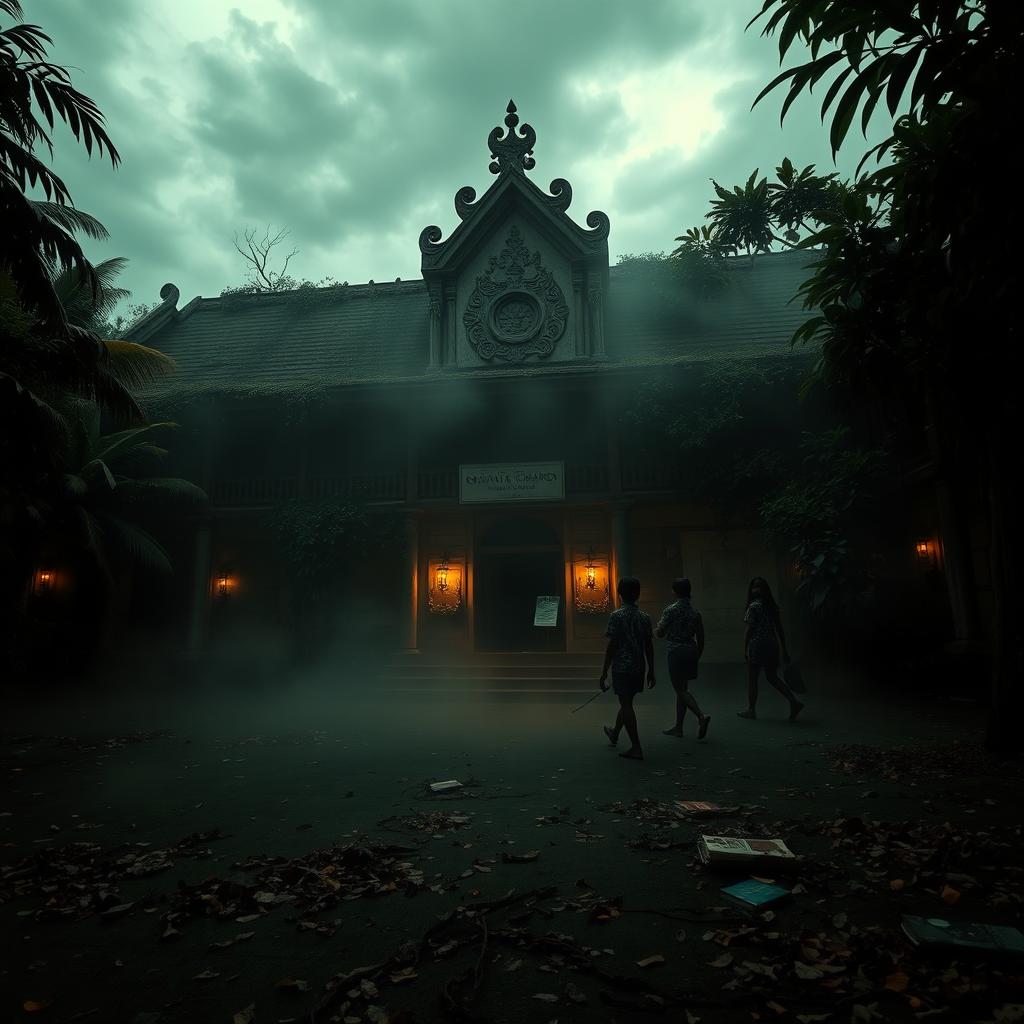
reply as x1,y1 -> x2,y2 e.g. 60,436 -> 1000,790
636,954 -> 665,968
794,961 -> 824,980
501,850 -> 540,864
708,953 -> 734,968
276,978 -> 310,992
884,971 -> 909,993
23,1000 -> 52,1013
233,1005 -> 256,1024
941,884 -> 961,906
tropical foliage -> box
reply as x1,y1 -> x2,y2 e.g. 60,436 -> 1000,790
622,360 -> 808,523
2,0 -> 202,672
760,428 -> 891,614
748,0 -> 1021,746
0,0 -> 118,344
52,404 -> 207,579
269,500 -> 404,603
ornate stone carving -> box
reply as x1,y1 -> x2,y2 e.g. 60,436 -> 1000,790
419,224 -> 444,256
462,226 -> 568,362
488,100 -> 535,176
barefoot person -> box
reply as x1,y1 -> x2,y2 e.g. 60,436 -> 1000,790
599,577 -> 655,760
738,576 -> 804,721
655,578 -> 711,740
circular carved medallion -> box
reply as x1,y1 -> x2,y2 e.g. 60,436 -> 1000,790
490,292 -> 541,343
462,226 -> 568,362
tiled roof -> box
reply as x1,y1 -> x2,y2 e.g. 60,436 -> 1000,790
606,250 -> 816,365
132,250 -> 818,399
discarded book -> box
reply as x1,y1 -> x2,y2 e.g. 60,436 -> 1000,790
675,801 -> 738,815
429,780 -> 463,793
901,915 -> 1024,957
697,835 -> 797,868
721,879 -> 791,909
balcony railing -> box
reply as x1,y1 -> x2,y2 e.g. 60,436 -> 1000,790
207,477 -> 300,505
620,454 -> 681,492
566,462 -> 609,495
207,458 -> 684,507
417,470 -> 458,501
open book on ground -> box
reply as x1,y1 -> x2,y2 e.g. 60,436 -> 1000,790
697,835 -> 797,868
721,878 -> 791,908
901,915 -> 1024,956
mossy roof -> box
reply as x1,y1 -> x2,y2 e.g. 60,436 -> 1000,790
130,250 -> 818,400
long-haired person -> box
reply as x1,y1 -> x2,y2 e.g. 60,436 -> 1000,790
738,576 -> 804,721
655,578 -> 711,739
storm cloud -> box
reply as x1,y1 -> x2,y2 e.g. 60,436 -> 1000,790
29,0 -> 893,313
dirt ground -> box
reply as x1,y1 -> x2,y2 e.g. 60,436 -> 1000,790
2,666 -> 1022,1024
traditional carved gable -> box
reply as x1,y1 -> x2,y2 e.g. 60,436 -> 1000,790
420,101 -> 610,368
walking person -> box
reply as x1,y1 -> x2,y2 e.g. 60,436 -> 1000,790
737,576 -> 804,721
655,578 -> 711,740
599,577 -> 655,761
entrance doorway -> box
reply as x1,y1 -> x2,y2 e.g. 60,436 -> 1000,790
474,516 -> 565,652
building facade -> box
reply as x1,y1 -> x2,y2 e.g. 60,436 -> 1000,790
128,102 -> 820,667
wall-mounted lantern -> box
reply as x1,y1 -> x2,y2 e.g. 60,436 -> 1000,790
213,568 -> 234,600
428,553 -> 462,615
915,538 -> 939,569
574,548 -> 610,614
33,568 -> 55,596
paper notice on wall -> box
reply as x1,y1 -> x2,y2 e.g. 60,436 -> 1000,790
534,595 -> 560,627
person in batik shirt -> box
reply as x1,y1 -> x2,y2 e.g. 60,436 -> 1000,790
599,576 -> 655,761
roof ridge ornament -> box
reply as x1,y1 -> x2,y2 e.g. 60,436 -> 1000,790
488,99 -> 536,176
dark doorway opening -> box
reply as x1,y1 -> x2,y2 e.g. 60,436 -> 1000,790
474,516 -> 565,652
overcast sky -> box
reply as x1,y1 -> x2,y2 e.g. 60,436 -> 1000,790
28,0 -> 892,313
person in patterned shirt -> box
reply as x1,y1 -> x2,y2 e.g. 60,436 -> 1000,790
738,576 -> 804,721
655,578 -> 711,740
599,576 -> 655,761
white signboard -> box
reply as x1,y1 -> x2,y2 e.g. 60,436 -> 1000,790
459,462 -> 565,504
534,595 -> 561,627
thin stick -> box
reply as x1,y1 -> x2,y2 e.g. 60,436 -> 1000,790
570,689 -> 605,714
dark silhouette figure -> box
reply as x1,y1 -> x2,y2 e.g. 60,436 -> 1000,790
599,577 -> 655,760
655,578 -> 711,739
737,576 -> 804,721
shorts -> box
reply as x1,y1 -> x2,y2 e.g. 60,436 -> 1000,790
748,639 -> 779,669
612,671 -> 644,697
668,645 -> 699,685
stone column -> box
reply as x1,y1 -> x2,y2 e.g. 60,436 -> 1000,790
443,285 -> 457,365
187,521 -> 212,654
588,284 -> 606,360
428,290 -> 442,368
611,503 -> 631,586
403,511 -> 419,651
572,268 -> 586,357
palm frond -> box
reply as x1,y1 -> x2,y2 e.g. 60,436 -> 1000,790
51,257 -> 130,330
96,513 -> 173,574
114,478 -> 208,508
102,340 -> 176,389
89,370 -> 146,424
31,200 -> 111,242
91,421 -> 178,466
74,506 -> 113,582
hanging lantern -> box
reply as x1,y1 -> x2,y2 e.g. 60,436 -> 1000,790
213,568 -> 234,599
574,548 -> 610,614
33,568 -> 55,595
429,553 -> 462,615
915,538 -> 938,569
